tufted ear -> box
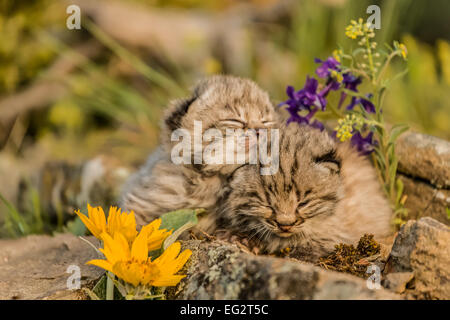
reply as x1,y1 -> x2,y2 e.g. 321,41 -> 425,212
162,77 -> 212,132
163,95 -> 197,132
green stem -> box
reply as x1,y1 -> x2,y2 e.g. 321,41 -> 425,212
106,272 -> 115,300
327,103 -> 344,118
376,51 -> 398,85
364,35 -> 376,83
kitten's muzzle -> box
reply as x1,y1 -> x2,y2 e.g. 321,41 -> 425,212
277,223 -> 294,232
274,217 -> 305,235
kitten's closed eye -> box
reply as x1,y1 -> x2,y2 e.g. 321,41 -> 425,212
314,150 -> 341,174
262,120 -> 276,127
219,119 -> 245,129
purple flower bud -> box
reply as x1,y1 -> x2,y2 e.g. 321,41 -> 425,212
350,131 -> 377,155
346,94 -> 375,113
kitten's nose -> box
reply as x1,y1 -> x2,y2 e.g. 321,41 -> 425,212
276,221 -> 295,232
278,224 -> 293,232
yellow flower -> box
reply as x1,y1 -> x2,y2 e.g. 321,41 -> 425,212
332,49 -> 342,63
106,206 -> 138,243
75,204 -> 106,239
87,228 -> 191,287
141,218 -> 173,251
76,204 -> 171,248
399,43 -> 408,60
345,18 -> 375,40
75,204 -> 137,242
331,69 -> 343,83
335,114 -> 364,142
151,242 -> 192,286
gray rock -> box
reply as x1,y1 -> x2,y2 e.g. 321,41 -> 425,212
0,233 -> 103,299
385,217 -> 450,299
396,132 -> 450,189
383,272 -> 414,294
399,174 -> 450,225
168,240 -> 400,300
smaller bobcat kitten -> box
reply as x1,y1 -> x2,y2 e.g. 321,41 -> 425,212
210,124 -> 393,261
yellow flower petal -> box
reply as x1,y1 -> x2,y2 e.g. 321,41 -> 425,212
131,228 -> 149,262
151,275 -> 186,287
153,242 -> 181,266
170,249 -> 192,274
113,262 -> 141,287
75,209 -> 102,238
87,259 -> 113,273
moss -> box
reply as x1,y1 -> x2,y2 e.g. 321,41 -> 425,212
318,234 -> 381,278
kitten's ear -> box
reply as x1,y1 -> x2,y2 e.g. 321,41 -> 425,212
163,79 -> 209,132
163,95 -> 197,132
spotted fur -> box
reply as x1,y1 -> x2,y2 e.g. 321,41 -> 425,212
210,123 -> 393,261
120,75 -> 279,225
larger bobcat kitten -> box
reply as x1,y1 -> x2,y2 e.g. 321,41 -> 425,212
211,124 -> 393,261
121,75 -> 279,226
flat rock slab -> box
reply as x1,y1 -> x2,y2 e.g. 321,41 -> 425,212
169,240 -> 400,300
385,217 -> 450,299
0,233 -> 103,300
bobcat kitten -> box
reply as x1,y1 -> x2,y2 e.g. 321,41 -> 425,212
120,75 -> 279,226
210,123 -> 393,261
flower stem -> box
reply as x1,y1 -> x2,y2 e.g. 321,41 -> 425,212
327,103 -> 344,118
106,272 -> 115,300
376,51 -> 398,85
365,36 -> 376,83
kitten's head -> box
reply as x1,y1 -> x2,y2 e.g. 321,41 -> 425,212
216,123 -> 344,252
161,75 -> 279,174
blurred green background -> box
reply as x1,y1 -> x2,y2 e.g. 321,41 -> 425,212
0,0 -> 449,237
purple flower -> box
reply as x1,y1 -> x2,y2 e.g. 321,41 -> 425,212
346,94 -> 375,113
319,78 -> 341,102
287,107 -> 317,125
279,76 -> 328,111
310,119 -> 325,131
315,57 -> 340,78
350,131 -> 377,155
337,73 -> 362,109
287,107 -> 325,131
342,73 -> 362,91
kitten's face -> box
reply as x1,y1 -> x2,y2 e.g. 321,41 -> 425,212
217,124 -> 344,251
163,76 -> 279,172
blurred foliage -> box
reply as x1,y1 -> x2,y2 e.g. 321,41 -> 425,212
0,0 -> 449,238
0,0 -> 65,94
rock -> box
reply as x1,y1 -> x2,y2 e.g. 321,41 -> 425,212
384,217 -> 450,299
168,240 -> 400,300
397,132 -> 450,189
399,174 -> 450,225
0,233 -> 103,299
383,272 -> 414,294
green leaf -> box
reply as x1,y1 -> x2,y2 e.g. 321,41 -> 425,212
341,88 -> 368,99
92,275 -> 107,300
160,208 -> 202,232
389,124 -> 409,144
446,207 -> 450,220
91,274 -> 124,300
373,147 -> 386,169
160,208 -> 203,250
0,192 -> 29,236
389,158 -> 399,196
64,216 -> 87,236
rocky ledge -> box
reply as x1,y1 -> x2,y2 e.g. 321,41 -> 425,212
397,132 -> 450,225
0,217 -> 448,300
